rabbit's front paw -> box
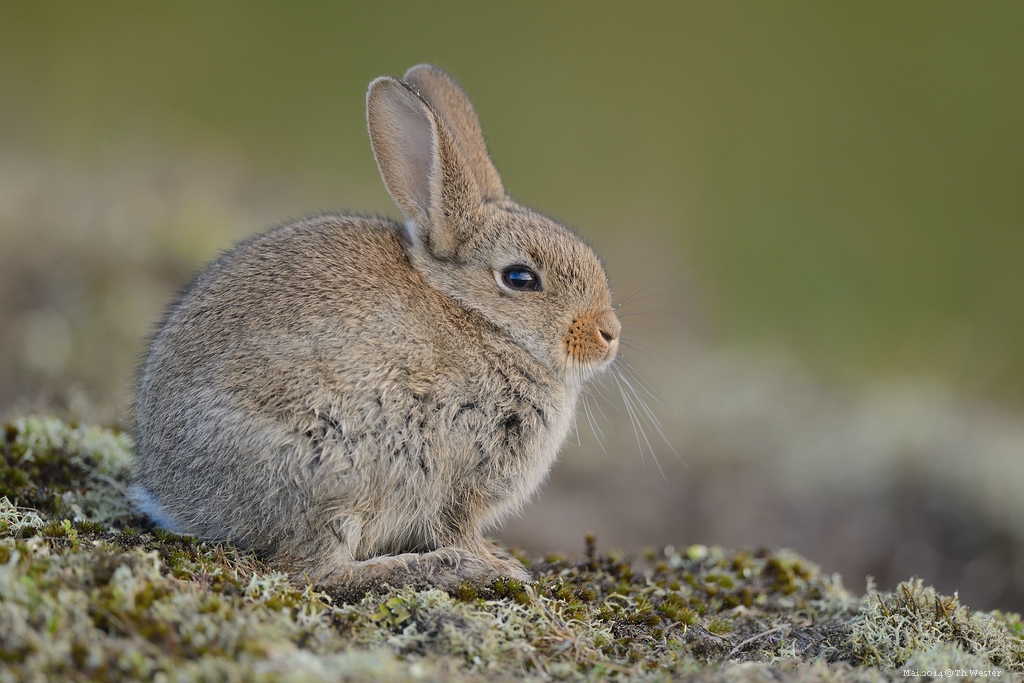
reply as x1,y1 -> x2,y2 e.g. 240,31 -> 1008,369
423,547 -> 532,588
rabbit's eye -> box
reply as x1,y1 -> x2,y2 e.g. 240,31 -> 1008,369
500,266 -> 542,292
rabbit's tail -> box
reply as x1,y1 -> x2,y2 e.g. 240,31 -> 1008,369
127,484 -> 181,531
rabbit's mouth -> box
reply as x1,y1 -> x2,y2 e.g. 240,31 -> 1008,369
563,308 -> 621,382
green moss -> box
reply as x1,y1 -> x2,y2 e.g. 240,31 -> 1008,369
0,416 -> 136,527
0,416 -> 1022,682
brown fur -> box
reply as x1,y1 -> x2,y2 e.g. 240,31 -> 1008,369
132,65 -> 620,595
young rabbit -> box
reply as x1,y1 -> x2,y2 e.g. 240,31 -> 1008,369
132,64 -> 621,595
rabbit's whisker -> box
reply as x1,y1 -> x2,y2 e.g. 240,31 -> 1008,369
617,355 -> 676,406
581,388 -> 607,452
615,362 -> 681,465
614,280 -> 673,308
611,368 -> 654,473
618,368 -> 671,478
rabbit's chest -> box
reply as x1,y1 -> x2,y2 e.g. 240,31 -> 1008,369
430,367 -> 574,491
312,345 -> 572,500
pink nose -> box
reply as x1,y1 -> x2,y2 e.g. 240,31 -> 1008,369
596,309 -> 621,346
565,309 -> 622,364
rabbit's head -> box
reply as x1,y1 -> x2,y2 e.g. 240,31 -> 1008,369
368,65 -> 620,386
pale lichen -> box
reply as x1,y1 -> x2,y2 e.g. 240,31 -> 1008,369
841,576 -> 1024,672
1,417 -> 1022,682
1,416 -> 135,526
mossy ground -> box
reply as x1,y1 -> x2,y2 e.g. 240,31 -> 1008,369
1,417 -> 1021,682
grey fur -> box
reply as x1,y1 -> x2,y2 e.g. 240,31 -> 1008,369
133,65 -> 621,596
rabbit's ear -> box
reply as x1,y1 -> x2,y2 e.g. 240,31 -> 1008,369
403,65 -> 505,202
367,76 -> 479,258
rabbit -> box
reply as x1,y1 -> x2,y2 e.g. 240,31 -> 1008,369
131,64 -> 621,596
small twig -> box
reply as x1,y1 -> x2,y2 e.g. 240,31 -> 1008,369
726,625 -> 786,659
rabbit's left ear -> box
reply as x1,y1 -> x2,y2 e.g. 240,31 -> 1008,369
366,76 -> 481,258
403,64 -> 505,202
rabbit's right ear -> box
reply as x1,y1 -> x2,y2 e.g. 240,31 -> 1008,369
403,65 -> 505,202
367,76 -> 479,259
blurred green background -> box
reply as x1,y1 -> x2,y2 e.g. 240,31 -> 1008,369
3,2 -> 1022,405
2,2 -> 1023,611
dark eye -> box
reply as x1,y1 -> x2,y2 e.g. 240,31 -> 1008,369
500,266 -> 542,292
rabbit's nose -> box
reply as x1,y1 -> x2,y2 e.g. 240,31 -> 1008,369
565,309 -> 621,365
596,309 -> 621,345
